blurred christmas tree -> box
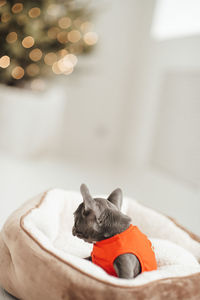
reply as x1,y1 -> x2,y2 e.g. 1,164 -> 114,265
0,0 -> 98,88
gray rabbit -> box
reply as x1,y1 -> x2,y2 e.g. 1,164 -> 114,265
72,184 -> 142,278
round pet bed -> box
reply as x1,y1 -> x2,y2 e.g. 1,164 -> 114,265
0,189 -> 200,300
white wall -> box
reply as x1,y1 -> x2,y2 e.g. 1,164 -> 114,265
151,0 -> 200,40
56,0 -> 146,163
121,0 -> 200,234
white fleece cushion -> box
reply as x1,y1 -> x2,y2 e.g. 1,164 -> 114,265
23,189 -> 200,287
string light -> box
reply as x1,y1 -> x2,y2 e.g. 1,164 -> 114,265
28,7 -> 41,19
12,3 -> 23,14
0,0 -> 6,8
57,31 -> 68,44
47,27 -> 60,39
6,32 -> 18,44
58,17 -> 71,29
26,63 -> 40,76
83,32 -> 98,45
22,36 -> 34,48
0,55 -> 10,68
11,66 -> 24,79
44,52 -> 57,65
68,30 -> 81,43
1,12 -> 11,23
29,48 -> 42,62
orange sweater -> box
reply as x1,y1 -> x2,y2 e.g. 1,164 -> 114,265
91,225 -> 157,277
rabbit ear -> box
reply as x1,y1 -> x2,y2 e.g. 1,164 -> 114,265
107,188 -> 123,210
80,184 -> 94,211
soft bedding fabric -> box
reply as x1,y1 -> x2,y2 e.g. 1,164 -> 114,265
0,189 -> 200,300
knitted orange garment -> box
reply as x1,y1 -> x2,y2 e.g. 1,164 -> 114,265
91,225 -> 157,277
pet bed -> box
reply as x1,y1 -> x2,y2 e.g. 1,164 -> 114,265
0,189 -> 200,300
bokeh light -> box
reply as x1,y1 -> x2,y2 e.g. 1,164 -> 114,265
57,49 -> 68,57
83,32 -> 98,45
55,54 -> 77,75
57,31 -> 68,44
80,21 -> 93,33
44,52 -> 57,66
68,30 -> 81,43
6,32 -> 18,44
47,27 -> 60,39
52,62 -> 62,74
1,12 -> 11,23
26,64 -> 40,76
0,0 -> 97,85
0,55 -> 10,68
28,7 -> 41,19
11,66 -> 24,79
0,0 -> 6,8
58,17 -> 71,29
65,54 -> 78,66
22,36 -> 35,48
64,67 -> 74,75
29,48 -> 43,62
57,58 -> 73,73
12,3 -> 23,14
